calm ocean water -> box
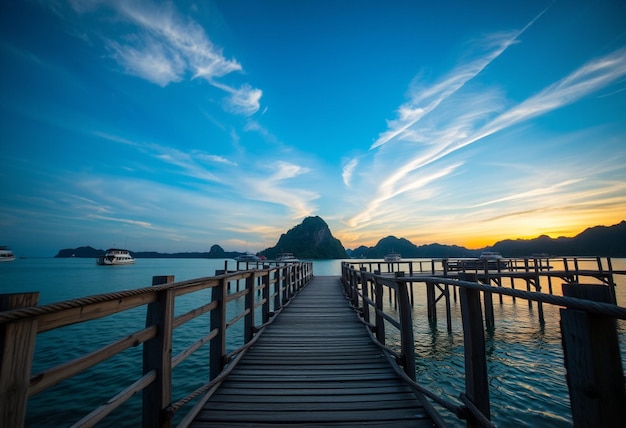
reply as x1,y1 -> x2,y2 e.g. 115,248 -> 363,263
1,257 -> 625,427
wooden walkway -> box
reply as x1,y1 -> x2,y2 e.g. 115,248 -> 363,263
189,276 -> 435,427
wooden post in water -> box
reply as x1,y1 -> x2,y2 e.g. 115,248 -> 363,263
444,284 -> 452,333
0,292 -> 40,428
143,276 -> 175,428
426,280 -> 437,324
459,286 -> 490,427
482,275 -> 494,331
560,283 -> 626,427
395,273 -> 416,381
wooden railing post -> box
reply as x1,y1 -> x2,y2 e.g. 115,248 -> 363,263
281,266 -> 288,305
210,277 -> 227,380
360,268 -> 370,324
143,276 -> 175,428
459,286 -> 490,427
244,273 -> 255,343
261,271 -> 270,323
0,292 -> 40,428
560,283 -> 626,427
350,269 -> 359,308
395,273 -> 416,381
273,268 -> 281,310
373,275 -> 385,345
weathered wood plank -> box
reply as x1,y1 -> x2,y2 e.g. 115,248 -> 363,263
187,276 -> 435,427
191,420 -> 432,428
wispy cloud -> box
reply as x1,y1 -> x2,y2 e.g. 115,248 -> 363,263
342,158 -> 358,187
67,0 -> 261,115
472,179 -> 584,208
195,153 -> 237,166
88,214 -> 155,229
211,81 -> 263,116
245,161 -> 318,219
347,163 -> 462,227
371,31 -> 520,150
371,6 -> 550,150
349,35 -> 626,230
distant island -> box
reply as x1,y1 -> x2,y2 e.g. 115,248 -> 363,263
56,219 -> 626,259
55,244 -> 243,259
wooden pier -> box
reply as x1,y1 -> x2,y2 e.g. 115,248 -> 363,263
182,276 -> 436,427
1,256 -> 626,427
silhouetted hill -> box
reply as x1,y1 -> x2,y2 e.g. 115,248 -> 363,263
259,216 -> 347,259
55,246 -> 104,258
349,220 -> 626,258
55,244 -> 244,259
350,236 -> 476,259
491,220 -> 626,257
55,220 -> 626,260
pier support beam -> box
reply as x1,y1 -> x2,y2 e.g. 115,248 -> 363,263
459,287 -> 490,427
560,283 -> 626,427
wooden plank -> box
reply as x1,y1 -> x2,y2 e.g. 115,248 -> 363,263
187,276 -> 435,427
191,420 -> 431,428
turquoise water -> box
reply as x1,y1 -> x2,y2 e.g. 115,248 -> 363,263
1,258 -> 624,427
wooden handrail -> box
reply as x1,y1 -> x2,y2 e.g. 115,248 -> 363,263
341,257 -> 626,428
0,262 -> 314,427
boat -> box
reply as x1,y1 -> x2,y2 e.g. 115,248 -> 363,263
96,248 -> 135,265
479,251 -> 502,260
276,253 -> 300,263
476,251 -> 507,269
0,246 -> 16,262
384,252 -> 401,262
235,253 -> 261,262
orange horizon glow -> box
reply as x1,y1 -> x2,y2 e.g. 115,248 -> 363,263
335,217 -> 625,251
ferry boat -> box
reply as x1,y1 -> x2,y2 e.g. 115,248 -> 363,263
479,251 -> 502,260
0,246 -> 16,262
276,253 -> 300,263
476,251 -> 507,269
384,252 -> 402,262
235,253 -> 261,262
96,249 -> 135,265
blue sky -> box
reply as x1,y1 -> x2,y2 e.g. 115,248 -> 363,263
1,0 -> 625,257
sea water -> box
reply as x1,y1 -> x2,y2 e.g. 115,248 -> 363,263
1,258 -> 625,427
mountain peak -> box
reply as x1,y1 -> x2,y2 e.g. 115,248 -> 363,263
259,216 -> 347,259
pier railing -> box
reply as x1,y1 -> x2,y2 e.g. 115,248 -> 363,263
0,262 -> 313,427
341,258 -> 626,427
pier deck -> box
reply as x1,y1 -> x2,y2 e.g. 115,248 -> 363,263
188,276 -> 434,427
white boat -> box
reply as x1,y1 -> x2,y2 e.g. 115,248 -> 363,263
479,251 -> 502,260
0,246 -> 16,262
384,252 -> 401,262
276,253 -> 300,263
96,248 -> 135,265
235,253 -> 261,262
